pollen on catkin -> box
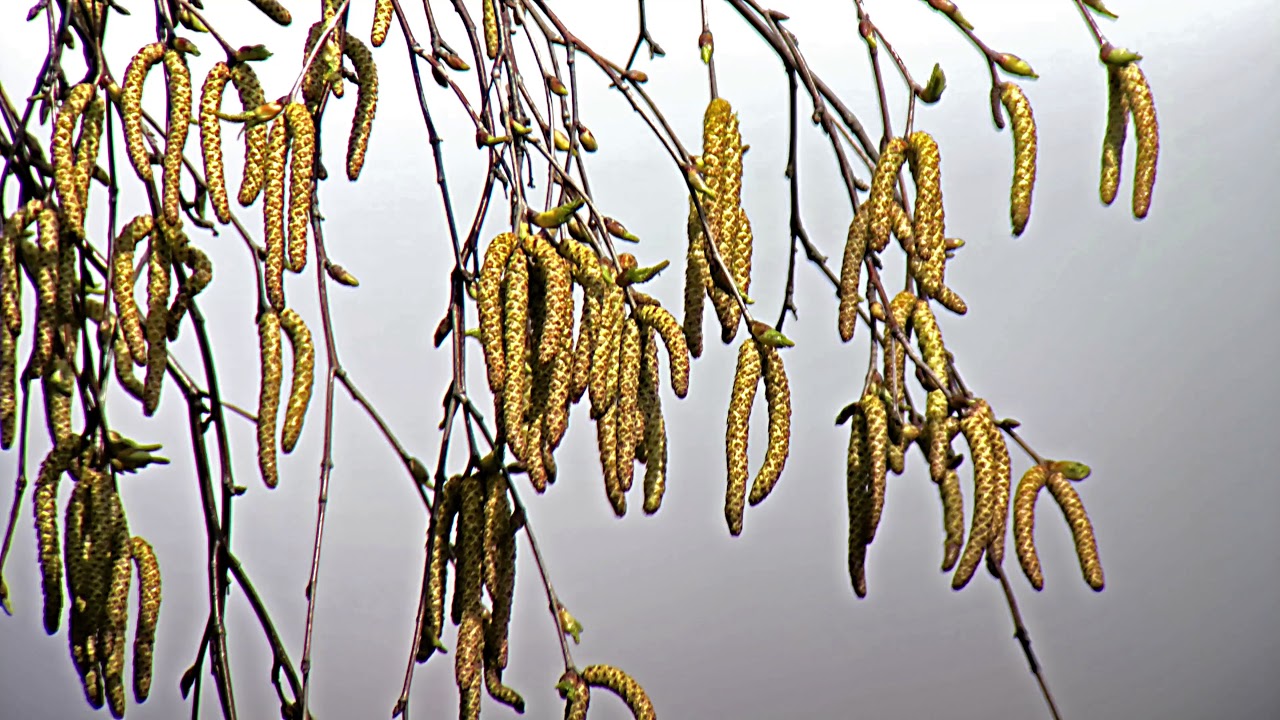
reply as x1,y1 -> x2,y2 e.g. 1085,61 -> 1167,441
1118,63 -> 1159,219
1000,82 -> 1038,236
256,309 -> 283,488
278,308 -> 315,453
344,36 -> 379,181
199,63 -> 234,224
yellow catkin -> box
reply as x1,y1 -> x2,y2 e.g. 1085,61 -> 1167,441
559,670 -> 591,720
71,91 -> 104,217
1099,66 -> 1128,206
683,199 -> 709,358
419,476 -> 459,662
635,304 -> 690,398
103,510 -> 133,719
938,468 -> 965,572
482,472 -> 516,669
730,205 -> 753,307
1013,464 -> 1050,590
725,339 -> 762,536
859,386 -> 890,541
639,331 -> 668,514
952,400 -> 999,589
616,319 -> 642,495
1,327 -> 16,448
123,43 -> 167,182
1118,63 -> 1159,219
33,207 -> 59,374
528,233 -> 573,367
284,103 -> 314,272
35,446 -> 71,634
245,0 -> 292,25
2,204 -> 34,336
278,308 -> 315,453
257,310 -> 283,488
483,0 -> 500,59
501,247 -> 531,459
199,62 -> 234,224
589,285 -> 625,417
264,116 -> 289,310
142,223 -> 172,416
982,404 -> 1012,566
868,137 -> 909,251
344,36 -> 379,181
53,83 -> 96,236
912,298 -> 948,392
907,131 -> 946,299
129,536 -> 161,703
371,0 -> 393,46
166,241 -> 213,340
542,318 -> 575,451
478,232 -> 518,393
230,65 -> 269,206
570,290 -> 597,403
597,393 -> 625,516
846,408 -> 872,597
926,391 -> 955,483
456,608 -> 484,720
838,212 -> 869,342
749,344 -> 791,506
483,649 -> 525,712
886,291 -> 916,408
452,475 -> 485,626
701,98 -> 746,343
161,50 -> 192,226
65,467 -> 109,709
111,215 -> 154,366
1000,83 -> 1038,236
579,665 -> 656,720
1046,471 -> 1105,590
887,200 -> 914,254
43,374 -> 73,447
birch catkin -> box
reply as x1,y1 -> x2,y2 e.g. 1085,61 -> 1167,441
1099,66 -> 1128,206
344,36 -> 379,181
199,63 -> 234,224
278,309 -> 315,453
999,82 -> 1038,236
725,339 -> 761,536
1118,63 -> 1159,219
257,310 -> 283,488
161,50 -> 193,227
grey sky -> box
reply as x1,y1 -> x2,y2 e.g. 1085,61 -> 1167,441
2,2 -> 1278,719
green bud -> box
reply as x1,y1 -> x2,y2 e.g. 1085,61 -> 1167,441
604,217 -> 639,243
996,53 -> 1038,79
623,260 -> 669,286
918,63 -> 947,104
750,320 -> 795,348
1100,43 -> 1142,66
1081,0 -> 1118,19
529,198 -> 585,228
235,44 -> 274,62
1050,460 -> 1092,481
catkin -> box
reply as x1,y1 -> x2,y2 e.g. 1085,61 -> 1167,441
635,304 -> 690,398
111,215 -> 153,366
639,331 -> 668,514
35,445 -> 71,634
123,43 -> 167,182
278,308 -> 315,453
838,212 -> 869,342
452,475 -> 485,626
1013,464 -> 1050,589
257,310 -> 283,488
570,290 -> 597,403
501,247 -> 531,459
245,0 -> 292,25
859,386 -> 890,541
344,36 -> 379,181
528,233 -> 573,367
616,319 -> 642,495
938,469 -> 965,572
725,339 -> 762,536
597,400 -> 625,515
1000,83 -> 1038,236
846,407 -> 871,598
456,608 -> 484,720
34,207 -> 59,374
559,670 -> 591,720
230,65 -> 270,206
2,204 -> 34,336
912,298 -> 948,389
952,401 -> 999,589
129,536 -> 161,703
1,326 -> 15,448
284,103 -> 314,272
482,471 -> 516,668
161,50 -> 192,227
142,223 -> 172,416
103,509 -> 133,719
53,83 -> 97,236
868,137 -> 909,252
1045,471 -> 1105,590
1099,66 -> 1128,206
982,404 -> 1012,567
907,131 -> 946,299
371,0 -> 393,46
478,232 -> 518,393
1118,63 -> 1159,219
264,116 -> 289,310
167,241 -> 212,340
748,344 -> 791,506
483,0 -> 500,59
589,285 -> 624,417
683,199 -> 709,358
74,94 -> 105,216
886,291 -> 916,408
419,476 -> 459,662
199,63 -> 234,224
579,665 -> 656,720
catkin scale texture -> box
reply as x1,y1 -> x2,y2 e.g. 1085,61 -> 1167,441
1000,83 -> 1038,236
579,664 -> 656,720
34,208 -> 59,374
683,200 -> 709,358
725,339 -> 761,536
452,475 -> 485,626
344,36 -> 379,181
1118,63 -> 1159,219
868,137 -> 909,251
122,43 -> 167,182
501,248 -> 531,459
483,0 -> 500,59
1013,464 -> 1050,589
748,345 -> 791,506
278,309 -> 315,453
142,224 -> 173,416
111,216 -> 153,366
1046,472 -> 1105,590
53,83 -> 96,236
230,65 -> 269,206
199,63 -> 234,224
635,304 -> 690,398
478,232 -> 518,393
952,402 -> 999,589
371,0 -> 394,46
284,103 -> 315,273
257,310 -> 283,488
907,132 -> 946,298
1099,66 -> 1128,206
130,536 -> 161,702
846,409 -> 872,598
264,117 -> 289,311
161,50 -> 192,227
838,213 -> 868,342
938,469 -> 965,572
419,477 -> 459,662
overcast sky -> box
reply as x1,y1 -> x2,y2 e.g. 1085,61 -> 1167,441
2,2 -> 1279,719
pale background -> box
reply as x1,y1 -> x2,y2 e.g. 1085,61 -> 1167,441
1,2 -> 1278,719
